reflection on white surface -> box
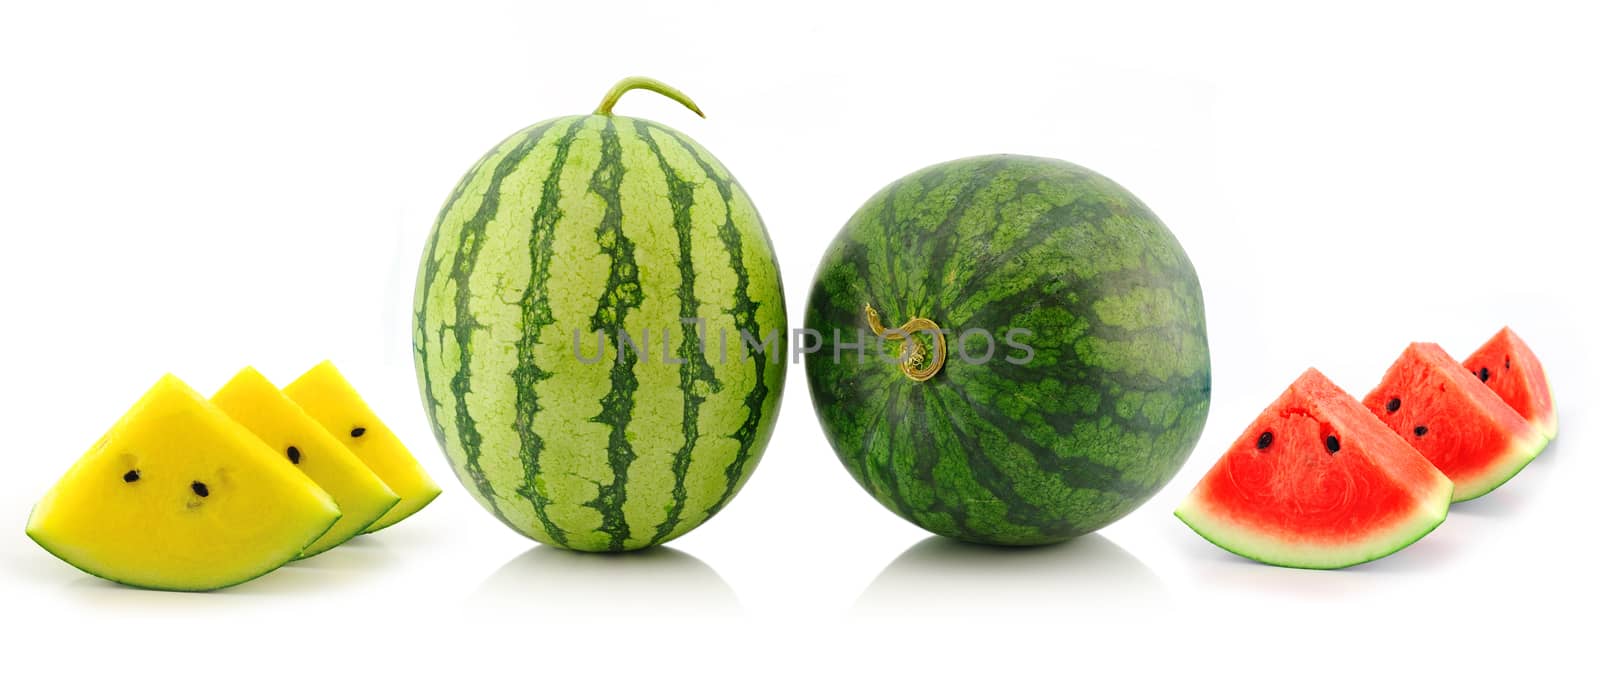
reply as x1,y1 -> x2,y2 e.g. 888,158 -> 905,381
471,545 -> 740,616
62,575 -> 232,610
48,532 -> 406,609
854,533 -> 1165,615
237,533 -> 407,591
1448,436 -> 1560,519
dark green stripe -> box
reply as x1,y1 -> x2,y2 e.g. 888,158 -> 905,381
943,199 -> 1117,317
444,121 -> 560,528
878,157 -> 998,321
416,129 -> 532,452
509,117 -> 584,548
906,385 -> 974,538
914,158 -> 1003,322
921,161 -> 1025,324
818,244 -> 1200,498
877,176 -> 908,322
835,369 -> 892,487
872,381 -> 921,526
962,266 -> 1208,395
585,116 -> 638,551
939,371 -> 1144,500
649,124 -> 776,516
633,121 -> 717,546
923,384 -> 1058,535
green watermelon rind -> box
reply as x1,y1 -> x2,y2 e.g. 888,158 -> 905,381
804,154 -> 1211,546
413,110 -> 787,552
1173,477 -> 1453,570
1450,433 -> 1548,503
295,494 -> 401,560
25,507 -> 340,592
358,487 -> 441,536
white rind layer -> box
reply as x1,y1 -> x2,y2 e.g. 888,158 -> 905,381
1534,388 -> 1559,441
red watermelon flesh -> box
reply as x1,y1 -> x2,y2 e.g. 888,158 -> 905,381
1363,342 -> 1546,502
1462,327 -> 1558,440
1176,368 -> 1452,569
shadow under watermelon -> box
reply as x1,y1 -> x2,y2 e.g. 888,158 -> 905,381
1446,435 -> 1561,519
53,530 -> 409,603
470,545 -> 741,617
853,533 -> 1165,616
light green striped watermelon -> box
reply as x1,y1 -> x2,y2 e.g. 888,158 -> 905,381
413,77 -> 787,552
805,155 -> 1210,546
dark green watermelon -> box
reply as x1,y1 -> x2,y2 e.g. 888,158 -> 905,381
804,155 -> 1210,545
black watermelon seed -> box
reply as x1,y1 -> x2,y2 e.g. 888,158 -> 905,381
1256,431 -> 1274,450
1414,425 -> 1429,437
1478,367 -> 1490,382
350,427 -> 367,438
122,470 -> 140,483
1505,357 -> 1511,370
1385,397 -> 1401,412
287,446 -> 301,464
1325,435 -> 1341,454
191,481 -> 209,497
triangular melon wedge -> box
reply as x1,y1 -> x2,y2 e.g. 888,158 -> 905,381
1461,327 -> 1558,441
1176,369 -> 1453,569
284,361 -> 440,533
1362,342 -> 1546,502
212,367 -> 401,558
26,375 -> 341,591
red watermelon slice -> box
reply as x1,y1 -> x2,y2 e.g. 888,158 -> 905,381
1363,342 -> 1546,502
1176,369 -> 1453,569
1461,327 -> 1558,441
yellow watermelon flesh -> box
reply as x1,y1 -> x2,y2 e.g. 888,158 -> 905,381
27,375 -> 341,591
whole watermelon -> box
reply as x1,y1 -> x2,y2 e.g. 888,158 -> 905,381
805,155 -> 1209,545
414,78 -> 786,552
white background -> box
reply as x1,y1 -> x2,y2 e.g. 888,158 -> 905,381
2,1 -> 1596,679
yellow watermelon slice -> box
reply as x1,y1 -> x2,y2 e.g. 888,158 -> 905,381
284,361 -> 440,533
26,375 -> 341,591
212,367 -> 400,558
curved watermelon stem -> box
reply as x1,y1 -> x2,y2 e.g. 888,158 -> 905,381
594,77 -> 706,118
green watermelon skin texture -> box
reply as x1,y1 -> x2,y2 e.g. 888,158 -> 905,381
414,114 -> 787,552
805,155 -> 1210,545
